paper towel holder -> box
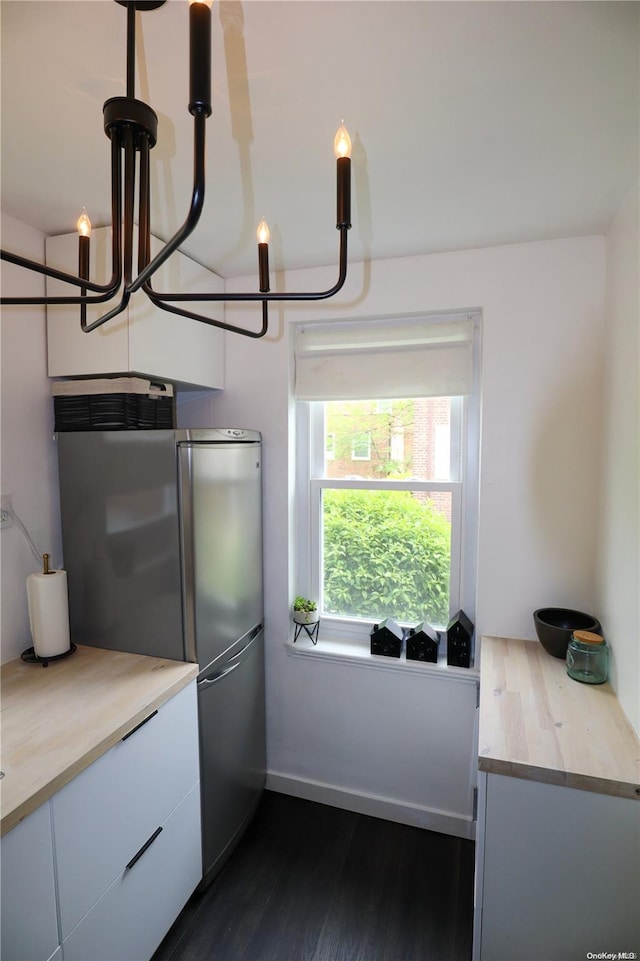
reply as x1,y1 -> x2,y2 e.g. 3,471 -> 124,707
21,643 -> 77,668
21,553 -> 77,667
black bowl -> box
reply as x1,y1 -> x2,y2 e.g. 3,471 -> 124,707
533,608 -> 602,659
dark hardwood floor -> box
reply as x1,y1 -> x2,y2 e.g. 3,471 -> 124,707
152,791 -> 475,961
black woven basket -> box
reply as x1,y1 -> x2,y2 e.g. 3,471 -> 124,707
54,392 -> 175,431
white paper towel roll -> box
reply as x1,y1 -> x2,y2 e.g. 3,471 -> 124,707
26,569 -> 71,658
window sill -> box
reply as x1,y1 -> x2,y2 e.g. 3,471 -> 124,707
285,632 -> 479,682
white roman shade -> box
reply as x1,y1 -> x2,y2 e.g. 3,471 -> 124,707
294,313 -> 477,401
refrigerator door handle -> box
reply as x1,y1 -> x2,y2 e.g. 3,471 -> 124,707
198,659 -> 243,688
225,626 -> 262,665
235,623 -> 263,650
198,625 -> 263,688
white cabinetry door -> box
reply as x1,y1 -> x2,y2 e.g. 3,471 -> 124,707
478,773 -> 640,961
62,783 -> 202,961
46,228 -> 224,389
51,680 -> 200,940
0,802 -> 60,961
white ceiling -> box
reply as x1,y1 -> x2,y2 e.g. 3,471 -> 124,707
1,1 -> 638,280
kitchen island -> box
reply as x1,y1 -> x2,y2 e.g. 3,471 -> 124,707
1,644 -> 200,961
473,635 -> 640,961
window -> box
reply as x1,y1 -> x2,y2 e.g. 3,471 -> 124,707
307,397 -> 463,631
294,312 -> 480,642
351,432 -> 371,461
325,432 -> 335,461
390,428 -> 404,465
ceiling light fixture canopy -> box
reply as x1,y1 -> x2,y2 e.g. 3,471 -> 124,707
0,0 -> 352,339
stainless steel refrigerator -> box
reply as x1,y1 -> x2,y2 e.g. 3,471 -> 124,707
57,428 -> 266,887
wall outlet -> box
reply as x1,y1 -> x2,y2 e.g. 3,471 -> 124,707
0,493 -> 14,529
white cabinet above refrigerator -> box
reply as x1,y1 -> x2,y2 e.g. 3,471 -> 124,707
45,227 -> 224,390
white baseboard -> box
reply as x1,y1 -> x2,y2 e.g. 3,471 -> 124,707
266,771 -> 476,841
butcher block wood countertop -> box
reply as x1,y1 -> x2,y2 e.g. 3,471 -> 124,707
0,645 -> 198,837
479,635 -> 640,801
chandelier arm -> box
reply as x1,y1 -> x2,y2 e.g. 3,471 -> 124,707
0,135 -> 125,305
0,246 -> 124,302
0,257 -> 121,303
138,136 -> 152,274
144,282 -> 270,339
123,126 -> 137,289
144,227 -> 349,305
0,250 -> 122,306
127,110 -> 207,295
78,130 -> 140,330
80,289 -> 132,333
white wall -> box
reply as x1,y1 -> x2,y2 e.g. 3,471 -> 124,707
1,214 -> 63,664
4,208 -> 632,824
598,179 -> 640,735
183,235 -> 607,634
178,234 -> 608,826
6,213 -> 632,825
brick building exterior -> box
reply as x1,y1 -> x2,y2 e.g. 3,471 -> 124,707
325,397 -> 452,520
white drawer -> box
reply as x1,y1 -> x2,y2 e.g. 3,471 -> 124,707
62,782 -> 202,961
52,681 -> 199,938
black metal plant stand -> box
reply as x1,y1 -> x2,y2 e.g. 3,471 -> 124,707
293,620 -> 320,645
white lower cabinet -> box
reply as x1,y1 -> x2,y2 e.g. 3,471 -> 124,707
0,802 -> 59,961
474,771 -> 640,961
1,680 -> 201,961
62,783 -> 201,961
52,680 -> 201,941
53,680 -> 202,961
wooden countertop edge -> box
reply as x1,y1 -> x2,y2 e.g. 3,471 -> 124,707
478,635 -> 640,802
0,660 -> 198,837
478,756 -> 640,801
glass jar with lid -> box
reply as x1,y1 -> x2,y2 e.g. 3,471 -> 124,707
566,630 -> 608,684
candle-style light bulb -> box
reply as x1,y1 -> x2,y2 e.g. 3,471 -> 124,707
77,207 -> 92,238
77,208 -> 91,285
334,122 -> 352,160
334,123 -> 352,229
257,218 -> 270,293
257,218 -> 270,245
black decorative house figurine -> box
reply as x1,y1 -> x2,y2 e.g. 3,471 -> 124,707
370,618 -> 404,658
446,610 -> 475,668
406,622 -> 440,663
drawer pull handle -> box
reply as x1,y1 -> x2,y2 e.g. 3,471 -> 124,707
126,826 -> 163,871
122,709 -> 158,741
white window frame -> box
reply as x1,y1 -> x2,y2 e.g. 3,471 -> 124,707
296,400 -> 477,643
294,313 -> 481,646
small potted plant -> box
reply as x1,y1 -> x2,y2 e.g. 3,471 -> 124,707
293,596 -> 319,625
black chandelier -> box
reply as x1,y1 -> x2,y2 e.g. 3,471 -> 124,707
0,0 -> 352,339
